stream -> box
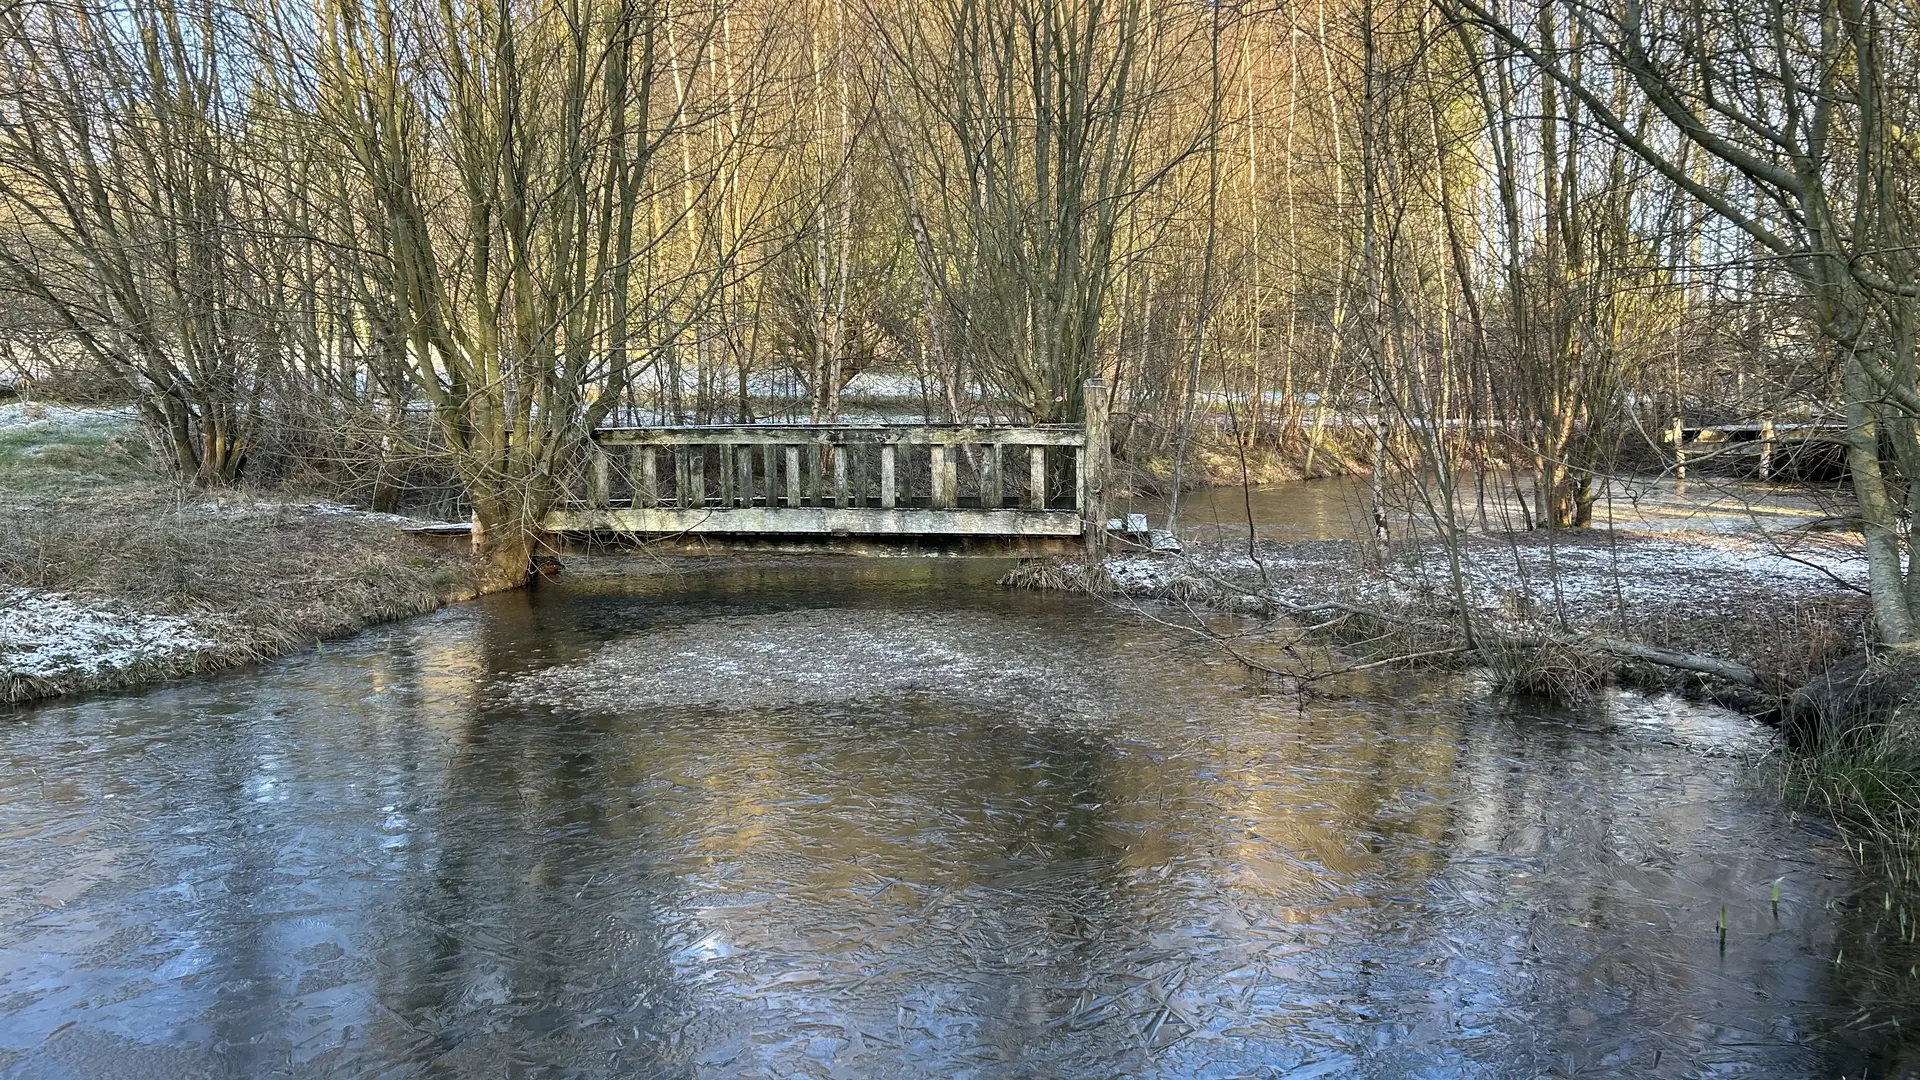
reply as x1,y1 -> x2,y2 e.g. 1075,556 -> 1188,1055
2,551 -> 1917,1077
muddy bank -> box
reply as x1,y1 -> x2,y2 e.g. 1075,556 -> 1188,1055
1012,527 -> 1871,702
1,402 -> 485,705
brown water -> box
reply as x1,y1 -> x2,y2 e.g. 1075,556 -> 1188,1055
1136,475 -> 1848,542
2,558 -> 1917,1078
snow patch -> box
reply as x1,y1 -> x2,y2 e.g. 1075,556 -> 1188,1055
0,402 -> 135,435
1,587 -> 215,683
507,608 -> 1114,719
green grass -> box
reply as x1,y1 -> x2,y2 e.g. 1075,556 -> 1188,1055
0,405 -> 156,497
1783,719 -> 1920,879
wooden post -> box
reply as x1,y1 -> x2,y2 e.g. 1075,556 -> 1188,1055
1026,446 -> 1046,509
982,444 -> 1002,509
737,445 -> 754,506
1759,417 -> 1775,480
880,444 -> 897,508
850,445 -> 867,507
832,444 -> 849,507
675,447 -> 691,507
786,446 -> 802,507
632,446 -> 657,508
1082,378 -> 1112,555
588,447 -> 610,509
762,445 -> 779,504
687,447 -> 706,507
1670,416 -> 1686,490
719,442 -> 736,505
931,444 -> 956,508
807,444 -> 823,506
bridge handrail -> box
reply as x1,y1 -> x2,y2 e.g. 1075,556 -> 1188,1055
591,422 -> 1086,447
557,380 -> 1114,552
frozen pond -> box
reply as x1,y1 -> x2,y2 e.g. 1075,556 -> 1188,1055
2,558 -> 1915,1078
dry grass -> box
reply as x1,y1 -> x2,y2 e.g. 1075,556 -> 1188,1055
1,404 -> 482,703
1481,633 -> 1616,702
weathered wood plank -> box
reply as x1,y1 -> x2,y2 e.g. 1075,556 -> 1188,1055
587,449 -> 610,509
596,424 -> 1085,447
981,445 -> 1001,508
1026,446 -> 1046,510
632,446 -> 657,508
880,444 -> 896,508
687,447 -> 706,507
930,445 -> 955,508
1081,378 -> 1112,554
545,506 -> 1086,537
833,444 -> 849,507
737,445 -> 755,506
785,446 -> 802,507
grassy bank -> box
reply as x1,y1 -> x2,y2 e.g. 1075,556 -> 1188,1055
1010,529 -> 1870,697
1,403 -> 484,704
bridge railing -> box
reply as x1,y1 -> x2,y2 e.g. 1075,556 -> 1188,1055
547,379 -> 1113,548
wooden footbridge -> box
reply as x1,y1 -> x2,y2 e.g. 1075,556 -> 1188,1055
1662,418 -> 1846,480
541,380 -> 1114,557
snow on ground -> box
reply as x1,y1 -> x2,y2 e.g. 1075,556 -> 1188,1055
1104,529 -> 1867,623
0,402 -> 135,435
507,608 -> 1113,719
1,587 -> 215,684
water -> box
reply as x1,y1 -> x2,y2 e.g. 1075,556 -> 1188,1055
3,558 -> 1917,1078
1136,475 -> 1848,543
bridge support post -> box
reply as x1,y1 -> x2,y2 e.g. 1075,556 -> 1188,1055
1669,416 -> 1686,491
1082,378 -> 1112,558
1759,417 -> 1775,480
588,448 -> 611,509
632,447 -> 657,508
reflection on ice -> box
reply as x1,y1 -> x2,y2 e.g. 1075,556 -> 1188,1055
0,559 -> 1913,1079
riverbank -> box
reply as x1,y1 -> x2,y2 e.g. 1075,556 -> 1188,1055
1011,526 -> 1871,703
1,403 -> 485,705
1006,521 -> 1920,879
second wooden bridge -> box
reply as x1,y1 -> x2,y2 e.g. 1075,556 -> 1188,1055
543,380 -> 1114,557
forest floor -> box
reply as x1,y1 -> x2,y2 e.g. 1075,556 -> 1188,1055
0,402 -> 484,705
1012,525 -> 1872,705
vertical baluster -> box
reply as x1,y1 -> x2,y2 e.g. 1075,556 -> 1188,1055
786,446 -> 802,507
832,444 -> 849,507
982,444 -> 1002,509
1074,446 -> 1086,512
880,444 -> 897,508
849,445 -> 867,507
762,445 -> 778,505
632,446 -> 657,508
931,444 -> 956,508
1026,446 -> 1046,509
587,447 -> 610,508
807,443 -> 824,506
719,442 -> 736,506
737,445 -> 754,507
687,446 -> 706,507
